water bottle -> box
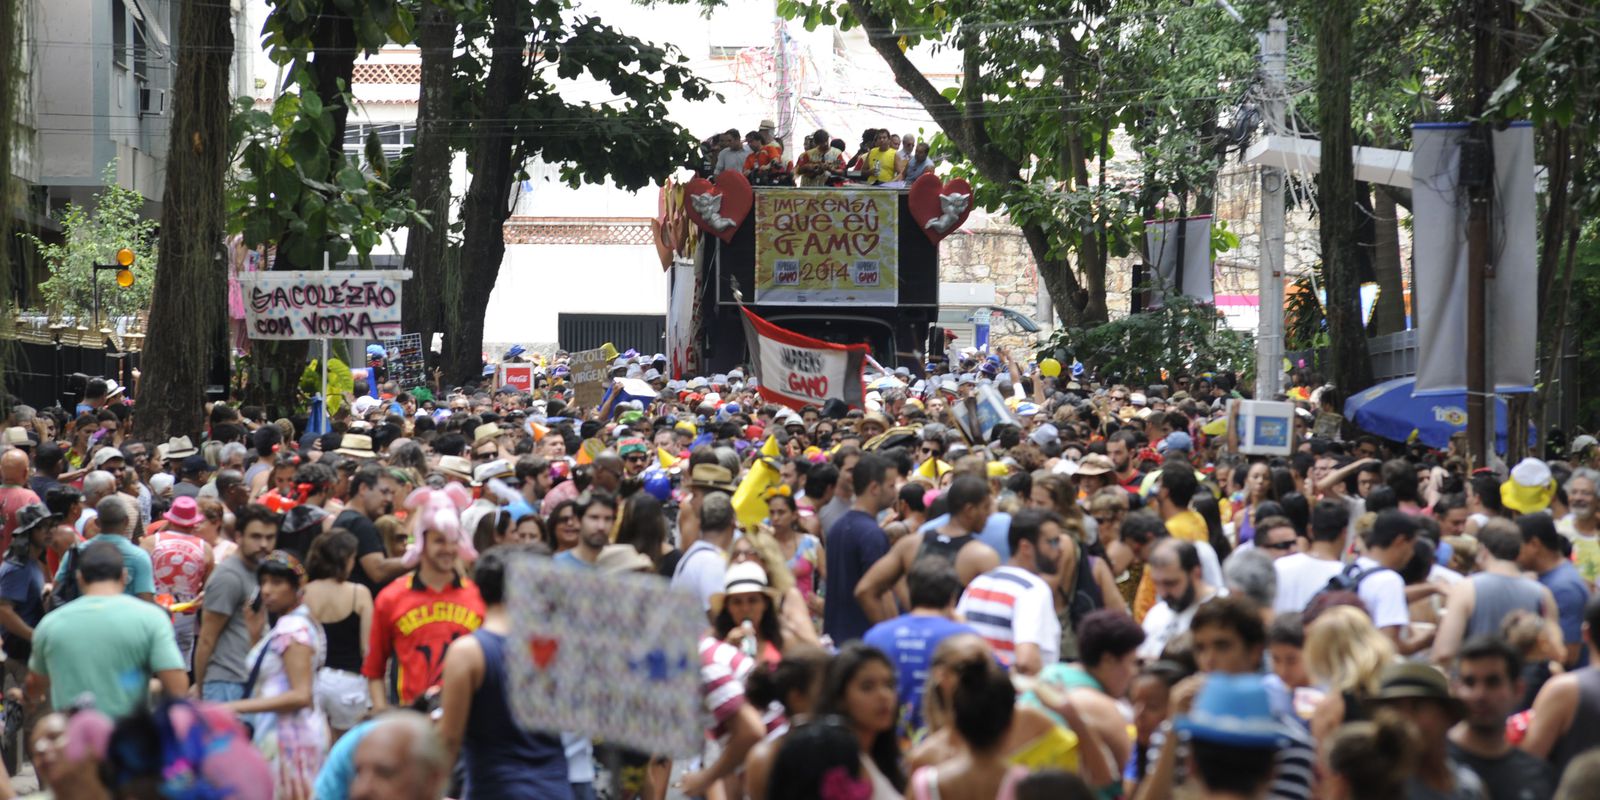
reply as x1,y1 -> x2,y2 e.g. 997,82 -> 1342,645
740,620 -> 759,659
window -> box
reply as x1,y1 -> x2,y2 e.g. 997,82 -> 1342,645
342,123 -> 418,159
111,0 -> 128,68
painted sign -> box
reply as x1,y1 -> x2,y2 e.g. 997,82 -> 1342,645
569,347 -> 609,409
238,270 -> 410,340
501,364 -> 534,392
755,188 -> 899,305
505,554 -> 704,756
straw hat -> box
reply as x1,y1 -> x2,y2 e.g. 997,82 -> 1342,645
473,423 -> 503,447
335,434 -> 377,459
596,544 -> 655,575
709,561 -> 781,616
438,456 -> 474,483
164,436 -> 199,460
684,463 -> 737,493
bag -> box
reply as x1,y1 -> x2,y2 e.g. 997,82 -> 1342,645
1315,562 -> 1389,601
45,546 -> 82,612
1058,552 -> 1104,662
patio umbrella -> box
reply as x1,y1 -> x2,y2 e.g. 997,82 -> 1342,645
1343,376 -> 1530,452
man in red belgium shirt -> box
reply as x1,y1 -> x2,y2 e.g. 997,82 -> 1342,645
364,521 -> 484,710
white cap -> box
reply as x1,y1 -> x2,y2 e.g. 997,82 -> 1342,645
1129,392 -> 1147,407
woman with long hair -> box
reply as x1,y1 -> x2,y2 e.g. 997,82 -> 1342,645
816,643 -> 905,797
765,720 -> 876,800
224,550 -> 328,797
1089,488 -> 1138,608
1321,712 -> 1419,800
713,562 -> 786,666
1305,605 -> 1397,742
303,529 -> 372,739
1191,494 -> 1232,562
543,499 -> 581,555
729,531 -> 820,647
765,491 -> 824,618
614,492 -> 672,569
1229,462 -> 1277,546
744,645 -> 832,800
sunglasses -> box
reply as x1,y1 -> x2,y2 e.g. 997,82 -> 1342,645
624,454 -> 648,464
1261,539 -> 1297,551
473,450 -> 496,460
920,445 -> 942,456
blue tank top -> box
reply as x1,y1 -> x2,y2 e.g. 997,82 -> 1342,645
464,629 -> 570,798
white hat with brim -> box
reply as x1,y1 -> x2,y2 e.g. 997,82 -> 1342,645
709,561 -> 780,616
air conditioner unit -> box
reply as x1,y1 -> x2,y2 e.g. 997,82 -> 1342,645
138,87 -> 165,116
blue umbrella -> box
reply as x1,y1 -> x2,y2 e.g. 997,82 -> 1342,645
1344,377 -> 1530,451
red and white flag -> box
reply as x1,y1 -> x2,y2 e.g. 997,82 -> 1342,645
741,308 -> 868,410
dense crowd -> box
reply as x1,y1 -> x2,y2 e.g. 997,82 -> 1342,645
697,119 -> 935,187
0,344 -> 1597,800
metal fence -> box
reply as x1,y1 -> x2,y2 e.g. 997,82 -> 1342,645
557,314 -> 666,354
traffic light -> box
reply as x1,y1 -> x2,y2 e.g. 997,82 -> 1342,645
114,248 -> 135,287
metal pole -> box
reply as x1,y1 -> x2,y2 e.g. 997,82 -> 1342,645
321,251 -> 330,433
1255,15 -> 1287,401
1465,126 -> 1492,467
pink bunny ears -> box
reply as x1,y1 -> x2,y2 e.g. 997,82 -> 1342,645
404,484 -> 478,562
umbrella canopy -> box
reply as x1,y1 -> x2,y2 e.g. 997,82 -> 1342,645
1344,377 -> 1529,452
868,375 -> 906,391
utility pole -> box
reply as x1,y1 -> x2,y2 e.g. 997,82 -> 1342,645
1465,0 -> 1496,468
1255,14 -> 1287,401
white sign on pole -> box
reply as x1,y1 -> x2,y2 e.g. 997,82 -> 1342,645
505,555 -> 704,756
1234,399 -> 1296,456
237,269 -> 411,340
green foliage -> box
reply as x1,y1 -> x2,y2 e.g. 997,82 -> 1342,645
1036,295 -> 1254,388
1283,274 -> 1328,355
23,160 -> 159,324
229,86 -> 427,267
299,357 -> 354,413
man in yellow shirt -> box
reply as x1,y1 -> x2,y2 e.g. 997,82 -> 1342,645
865,130 -> 899,184
1133,461 -> 1210,621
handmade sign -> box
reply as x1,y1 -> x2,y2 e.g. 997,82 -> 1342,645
569,347 -> 609,409
505,555 -> 703,756
742,307 -> 867,410
381,333 -> 425,389
1232,399 -> 1295,456
238,270 -> 410,340
683,171 -> 753,243
1313,412 -> 1344,440
754,188 -> 900,305
907,173 -> 973,245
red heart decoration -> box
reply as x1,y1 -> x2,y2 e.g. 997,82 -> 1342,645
683,171 -> 754,243
529,636 -> 560,669
907,173 -> 974,244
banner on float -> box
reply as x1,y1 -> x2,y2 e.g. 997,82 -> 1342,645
666,257 -> 699,379
506,555 -> 703,756
755,188 -> 899,305
569,347 -> 609,409
1411,122 -> 1536,395
238,270 -> 410,340
742,307 -> 867,410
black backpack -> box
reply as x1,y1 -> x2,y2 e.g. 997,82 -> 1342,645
1315,562 -> 1389,601
46,545 -> 83,612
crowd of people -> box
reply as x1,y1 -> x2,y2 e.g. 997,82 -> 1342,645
0,343 -> 1598,800
698,119 -> 935,187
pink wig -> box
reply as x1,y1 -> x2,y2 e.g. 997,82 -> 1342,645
404,483 -> 478,562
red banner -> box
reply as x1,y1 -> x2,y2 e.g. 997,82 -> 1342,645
741,308 -> 868,410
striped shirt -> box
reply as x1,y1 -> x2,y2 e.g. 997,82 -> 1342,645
956,566 -> 1060,668
699,636 -> 785,743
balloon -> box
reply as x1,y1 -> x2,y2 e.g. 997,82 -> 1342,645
1039,358 -> 1062,377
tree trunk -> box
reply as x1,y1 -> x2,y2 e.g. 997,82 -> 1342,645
1370,189 -> 1406,336
401,3 -> 458,376
443,0 -> 522,384
0,0 -> 22,412
1313,0 -> 1374,393
134,0 -> 233,442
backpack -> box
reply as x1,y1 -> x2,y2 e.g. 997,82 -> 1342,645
1057,551 -> 1104,662
1315,562 -> 1389,601
46,545 -> 82,612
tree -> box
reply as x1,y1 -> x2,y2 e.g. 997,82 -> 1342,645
775,0 -> 1257,328
399,1 -> 459,365
23,161 -> 159,325
0,0 -> 23,410
1037,295 -> 1254,388
434,0 -> 711,382
1311,0 -> 1374,394
134,0 -> 234,442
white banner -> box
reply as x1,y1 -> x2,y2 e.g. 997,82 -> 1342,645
1411,123 -> 1536,395
742,308 -> 867,410
1143,215 -> 1214,307
506,555 -> 704,756
666,257 -> 698,379
238,270 -> 410,340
